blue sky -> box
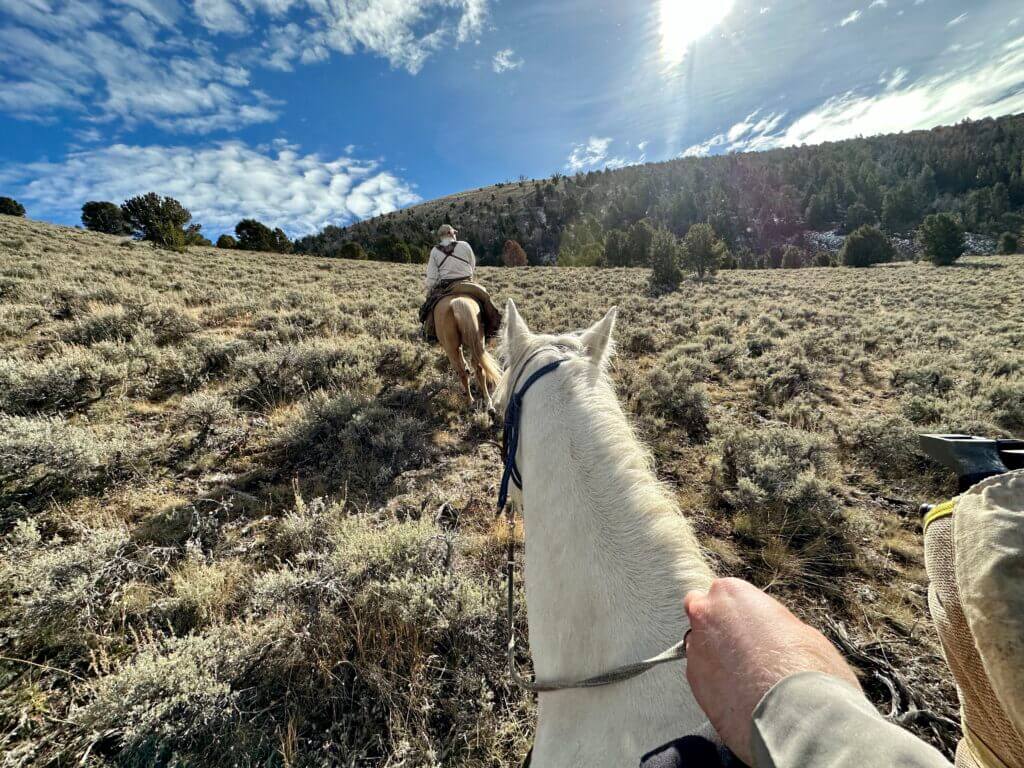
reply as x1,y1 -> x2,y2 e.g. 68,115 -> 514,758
2,0 -> 1023,239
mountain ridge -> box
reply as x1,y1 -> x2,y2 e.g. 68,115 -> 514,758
296,112 -> 1024,267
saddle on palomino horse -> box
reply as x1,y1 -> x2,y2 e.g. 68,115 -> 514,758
419,278 -> 502,342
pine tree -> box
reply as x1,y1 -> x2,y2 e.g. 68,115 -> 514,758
681,223 -> 727,279
917,214 -> 965,266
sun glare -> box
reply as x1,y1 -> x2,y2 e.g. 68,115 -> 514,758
659,0 -> 735,66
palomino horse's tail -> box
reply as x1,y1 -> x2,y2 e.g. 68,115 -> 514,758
479,349 -> 501,391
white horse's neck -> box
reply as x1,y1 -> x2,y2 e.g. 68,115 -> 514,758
514,355 -> 713,767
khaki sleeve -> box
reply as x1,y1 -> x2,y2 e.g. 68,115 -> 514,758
751,672 -> 950,768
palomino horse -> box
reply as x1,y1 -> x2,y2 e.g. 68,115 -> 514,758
496,299 -> 714,767
434,294 -> 501,410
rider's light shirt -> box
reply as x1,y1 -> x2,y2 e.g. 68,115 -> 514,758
425,237 -> 475,290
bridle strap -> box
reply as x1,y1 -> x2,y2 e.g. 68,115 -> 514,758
498,350 -> 569,515
497,348 -> 690,693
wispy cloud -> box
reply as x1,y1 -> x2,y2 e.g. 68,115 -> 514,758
0,141 -> 420,236
218,0 -> 490,74
839,10 -> 862,27
683,37 -> 1024,157
0,0 -> 277,132
869,0 -> 887,8
492,48 -> 523,73
946,12 -> 968,27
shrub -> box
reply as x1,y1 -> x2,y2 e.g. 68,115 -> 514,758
0,521 -> 145,658
846,413 -> 938,481
780,245 -> 807,269
637,368 -> 711,441
648,229 -> 682,290
276,391 -> 433,499
337,240 -> 366,260
712,425 -> 849,582
502,239 -> 528,267
215,233 -> 236,249
0,415 -> 137,508
0,196 -> 26,216
681,222 -> 726,279
81,201 -> 130,234
75,514 -> 511,767
840,225 -> 894,267
917,213 -> 964,266
232,339 -> 376,407
235,219 -> 292,253
997,231 -> 1019,254
184,223 -> 211,247
121,193 -> 192,250
0,348 -> 120,414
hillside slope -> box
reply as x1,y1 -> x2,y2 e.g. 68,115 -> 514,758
3,214 -> 1024,764
297,113 -> 1024,266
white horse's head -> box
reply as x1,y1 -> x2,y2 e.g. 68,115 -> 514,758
495,298 -> 618,410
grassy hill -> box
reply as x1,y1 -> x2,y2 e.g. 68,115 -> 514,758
3,214 -> 1024,764
297,113 -> 1024,267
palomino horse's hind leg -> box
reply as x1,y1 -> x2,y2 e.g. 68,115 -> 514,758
443,345 -> 473,405
471,358 -> 494,412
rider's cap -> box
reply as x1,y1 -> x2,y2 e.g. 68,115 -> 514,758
437,224 -> 457,239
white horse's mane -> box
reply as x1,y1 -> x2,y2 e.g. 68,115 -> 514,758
495,310 -> 711,591
496,300 -> 712,767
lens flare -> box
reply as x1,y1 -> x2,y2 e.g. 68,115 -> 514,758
659,0 -> 735,66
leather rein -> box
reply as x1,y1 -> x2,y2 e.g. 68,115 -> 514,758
497,347 -> 690,693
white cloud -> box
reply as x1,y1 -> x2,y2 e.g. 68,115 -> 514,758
193,0 -> 250,34
759,6 -> 771,14
946,12 -> 968,27
492,48 -> 523,73
566,137 -> 614,171
227,0 -> 490,74
118,11 -> 158,48
0,0 -> 278,132
683,39 -> 1024,157
0,141 -> 420,236
564,136 -> 647,171
839,10 -> 862,27
869,0 -> 887,8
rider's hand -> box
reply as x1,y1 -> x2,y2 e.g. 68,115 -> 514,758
683,578 -> 861,765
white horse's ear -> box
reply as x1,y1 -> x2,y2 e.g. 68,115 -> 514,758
581,306 -> 617,368
504,298 -> 530,351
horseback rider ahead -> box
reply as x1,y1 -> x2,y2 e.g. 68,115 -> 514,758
418,224 -> 502,342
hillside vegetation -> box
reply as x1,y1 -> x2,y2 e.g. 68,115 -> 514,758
2,215 -> 1024,765
297,113 -> 1024,266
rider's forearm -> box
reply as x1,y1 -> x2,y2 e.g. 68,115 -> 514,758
751,672 -> 951,768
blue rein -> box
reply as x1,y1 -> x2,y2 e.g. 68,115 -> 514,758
498,353 -> 569,514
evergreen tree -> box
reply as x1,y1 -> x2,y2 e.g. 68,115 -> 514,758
216,234 -> 237,249
81,201 -> 130,234
997,231 -> 1019,254
881,183 -> 920,233
603,229 -> 629,267
625,220 -> 655,267
681,223 -> 727,279
844,202 -> 875,232
917,213 -> 965,266
649,229 -> 682,290
121,193 -> 191,251
840,226 -> 894,267
0,197 -> 25,216
235,219 -> 292,253
337,241 -> 366,260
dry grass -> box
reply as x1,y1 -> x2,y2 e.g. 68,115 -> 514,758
2,213 -> 1023,764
